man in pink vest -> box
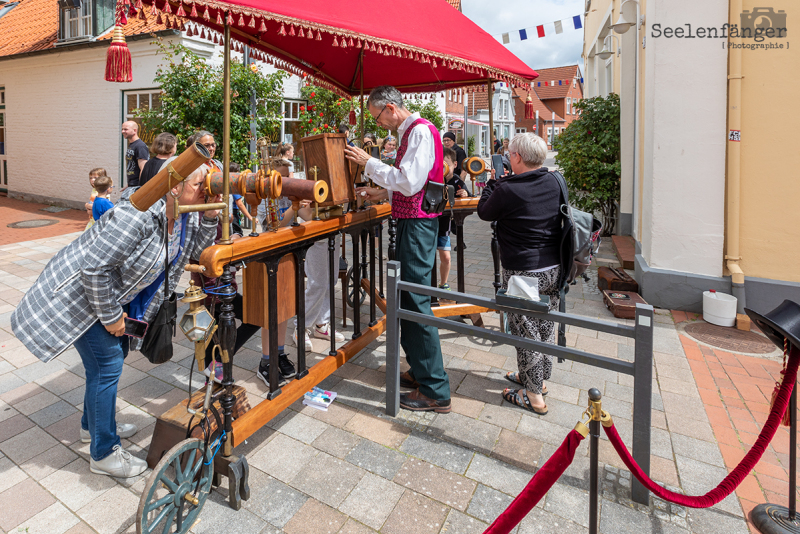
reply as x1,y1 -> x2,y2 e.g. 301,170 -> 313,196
345,85 -> 451,413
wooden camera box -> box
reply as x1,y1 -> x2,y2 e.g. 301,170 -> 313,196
300,133 -> 353,206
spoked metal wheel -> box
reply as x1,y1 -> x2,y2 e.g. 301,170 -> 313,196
345,266 -> 367,308
137,438 -> 214,534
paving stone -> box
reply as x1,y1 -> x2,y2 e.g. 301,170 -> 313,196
665,413 -> 716,443
479,403 -> 522,431
192,490 -> 270,534
339,518 -> 378,534
0,412 -> 34,443
338,472 -> 404,530
394,457 -> 477,511
306,401 -> 359,429
291,452 -> 365,508
76,485 -> 138,534
660,392 -> 707,422
456,374 -> 505,406
344,439 -> 406,480
282,498 -> 347,534
400,430 -> 474,474
598,499 -> 653,534
382,490 -> 449,534
12,502 -> 79,534
14,389 -> 60,415
20,442 -> 78,481
35,369 -> 85,396
427,412 -> 502,456
649,427 -> 674,460
450,394 -> 485,418
658,376 -> 700,398
271,411 -> 329,445
312,426 -> 362,459
0,425 -> 58,464
466,484 -> 514,524
344,412 -> 410,448
244,470 -> 308,529
0,477 -> 57,531
675,455 -> 742,517
248,434 -> 318,484
543,482 -> 591,527
117,376 -> 174,406
517,414 -> 575,447
466,453 -> 532,496
60,384 -> 86,408
440,509 -> 488,534
518,506 -> 589,533
491,428 -> 543,473
28,400 -> 78,428
44,411 -> 83,446
0,456 -> 29,493
671,434 -> 724,468
686,507 -> 749,534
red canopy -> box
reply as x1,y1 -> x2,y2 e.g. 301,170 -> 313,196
128,0 -> 538,95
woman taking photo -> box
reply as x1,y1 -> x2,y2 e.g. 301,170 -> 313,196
477,133 -> 561,415
12,166 -> 220,478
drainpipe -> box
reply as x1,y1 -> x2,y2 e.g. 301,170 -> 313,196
726,0 -> 747,327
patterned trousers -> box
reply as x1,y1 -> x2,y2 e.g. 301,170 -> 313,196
503,266 -> 561,395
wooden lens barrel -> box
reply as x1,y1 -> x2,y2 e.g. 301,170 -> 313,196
205,170 -> 282,200
130,142 -> 210,211
281,177 -> 329,203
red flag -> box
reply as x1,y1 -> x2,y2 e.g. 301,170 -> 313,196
536,25 -> 545,38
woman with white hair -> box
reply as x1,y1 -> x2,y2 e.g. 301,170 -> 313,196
12,166 -> 220,478
477,132 -> 561,415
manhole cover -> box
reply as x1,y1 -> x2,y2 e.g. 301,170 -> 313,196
684,321 -> 775,354
7,219 -> 59,229
40,206 -> 71,213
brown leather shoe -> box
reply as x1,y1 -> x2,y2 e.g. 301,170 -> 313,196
400,371 -> 419,389
399,389 -> 451,413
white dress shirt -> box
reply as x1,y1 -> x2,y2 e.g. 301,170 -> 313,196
364,112 -> 435,198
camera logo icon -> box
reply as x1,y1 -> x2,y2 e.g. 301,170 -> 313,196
740,7 -> 788,36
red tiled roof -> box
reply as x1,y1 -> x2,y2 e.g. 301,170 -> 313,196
531,65 -> 580,99
0,0 -> 168,59
513,88 -> 565,122
445,0 -> 462,11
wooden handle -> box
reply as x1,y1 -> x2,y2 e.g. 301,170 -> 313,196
184,264 -> 206,273
130,143 -> 210,211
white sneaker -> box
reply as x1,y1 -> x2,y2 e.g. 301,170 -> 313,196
313,323 -> 345,343
90,445 -> 147,478
293,328 -> 313,351
80,423 -> 138,444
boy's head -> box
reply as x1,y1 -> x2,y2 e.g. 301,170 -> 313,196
89,167 -> 107,186
442,147 -> 457,179
229,161 -> 241,173
94,175 -> 113,195
151,132 -> 177,157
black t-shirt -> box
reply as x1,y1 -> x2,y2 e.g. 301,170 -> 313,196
452,144 -> 468,177
138,157 -> 168,187
126,139 -> 150,187
437,175 -> 470,237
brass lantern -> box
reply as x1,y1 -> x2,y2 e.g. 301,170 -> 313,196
180,281 -> 216,343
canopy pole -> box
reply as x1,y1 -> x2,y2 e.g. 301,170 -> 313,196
220,20 -> 232,244
359,47 -> 365,145
487,79 -> 494,157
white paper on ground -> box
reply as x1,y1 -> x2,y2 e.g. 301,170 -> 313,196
506,275 -> 541,301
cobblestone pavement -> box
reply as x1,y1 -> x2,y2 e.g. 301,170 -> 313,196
0,210 -> 787,534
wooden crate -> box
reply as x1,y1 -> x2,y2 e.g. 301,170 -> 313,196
300,133 -> 353,206
242,254 -> 297,327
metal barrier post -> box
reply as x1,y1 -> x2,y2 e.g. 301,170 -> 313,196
631,303 -> 654,505
385,260 -> 402,416
588,388 -> 602,534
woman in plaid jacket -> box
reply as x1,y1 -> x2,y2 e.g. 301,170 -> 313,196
11,166 -> 219,478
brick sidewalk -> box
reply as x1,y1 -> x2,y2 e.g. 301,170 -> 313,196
677,314 -> 795,534
0,195 -> 88,246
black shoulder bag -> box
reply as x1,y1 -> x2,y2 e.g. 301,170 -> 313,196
140,218 -> 178,364
421,180 -> 455,215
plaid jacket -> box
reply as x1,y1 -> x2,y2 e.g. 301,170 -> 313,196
11,189 -> 217,362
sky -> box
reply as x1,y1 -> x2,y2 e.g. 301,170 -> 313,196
461,0 -> 585,72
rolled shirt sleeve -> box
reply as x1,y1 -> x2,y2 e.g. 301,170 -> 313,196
363,114 -> 435,197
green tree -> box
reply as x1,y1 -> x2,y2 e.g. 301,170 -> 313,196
138,39 -> 288,168
553,94 -> 621,235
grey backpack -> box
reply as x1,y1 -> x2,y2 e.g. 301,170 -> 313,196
551,171 -> 602,290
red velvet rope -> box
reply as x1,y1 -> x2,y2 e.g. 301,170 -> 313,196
604,345 -> 799,508
483,429 -> 585,534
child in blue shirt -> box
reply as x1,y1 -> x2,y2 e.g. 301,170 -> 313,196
91,175 -> 114,221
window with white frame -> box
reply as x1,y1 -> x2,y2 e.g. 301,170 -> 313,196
282,99 -> 306,172
58,0 -> 114,42
516,128 -> 526,134
566,99 -> 571,115
0,86 -> 7,191
573,79 -> 577,88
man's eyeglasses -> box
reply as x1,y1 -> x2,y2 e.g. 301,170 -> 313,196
373,105 -> 389,124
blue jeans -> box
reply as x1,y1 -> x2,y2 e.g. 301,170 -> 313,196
74,319 -> 129,461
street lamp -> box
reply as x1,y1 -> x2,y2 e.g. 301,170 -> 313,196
597,34 -> 620,60
611,0 -> 643,34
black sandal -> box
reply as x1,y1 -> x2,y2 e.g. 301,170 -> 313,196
504,373 -> 548,395
502,388 -> 548,415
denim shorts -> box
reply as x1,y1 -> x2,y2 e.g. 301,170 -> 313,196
437,235 -> 451,251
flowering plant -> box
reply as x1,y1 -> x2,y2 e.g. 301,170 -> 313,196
295,87 -> 348,138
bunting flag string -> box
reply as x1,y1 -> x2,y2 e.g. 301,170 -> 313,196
499,14 -> 582,45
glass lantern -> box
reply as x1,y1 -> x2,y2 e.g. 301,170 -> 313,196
180,281 -> 216,343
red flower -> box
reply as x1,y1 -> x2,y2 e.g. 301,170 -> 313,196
300,106 -> 305,111
310,92 -> 316,98
308,119 -> 313,123
319,112 -> 324,117
324,124 -> 329,128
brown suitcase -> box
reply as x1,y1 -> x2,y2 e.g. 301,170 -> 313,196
597,267 -> 639,293
602,290 -> 648,319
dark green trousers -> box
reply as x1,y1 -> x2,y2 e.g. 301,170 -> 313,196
396,218 -> 451,401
